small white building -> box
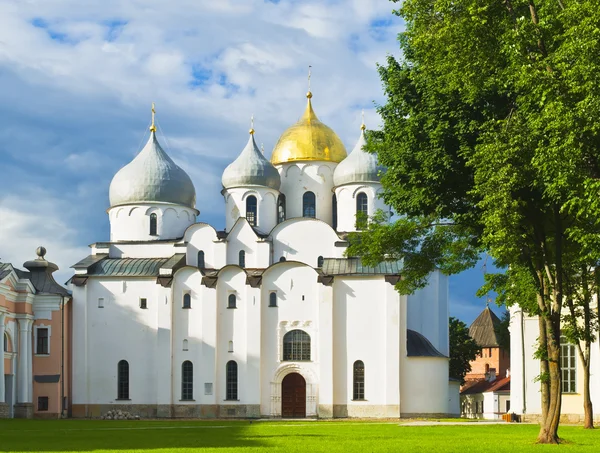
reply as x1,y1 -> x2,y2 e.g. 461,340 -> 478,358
69,93 -> 455,419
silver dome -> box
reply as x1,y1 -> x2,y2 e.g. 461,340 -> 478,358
222,133 -> 281,190
333,128 -> 384,187
109,132 -> 196,209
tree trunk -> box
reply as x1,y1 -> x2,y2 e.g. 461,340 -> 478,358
583,359 -> 593,429
537,315 -> 561,444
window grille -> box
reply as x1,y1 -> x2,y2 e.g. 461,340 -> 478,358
149,213 -> 157,236
561,337 -> 577,393
228,294 -> 237,309
282,329 -> 311,361
356,193 -> 368,229
226,361 -> 238,400
353,360 -> 365,400
303,192 -> 316,218
117,360 -> 129,399
183,293 -> 191,309
246,196 -> 257,226
181,361 -> 193,400
198,250 -> 205,268
239,250 -> 246,268
36,328 -> 49,354
269,292 -> 277,307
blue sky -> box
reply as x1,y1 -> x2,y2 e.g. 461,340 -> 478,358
0,0 -> 501,325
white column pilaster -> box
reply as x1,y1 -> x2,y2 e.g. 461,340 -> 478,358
0,313 -> 6,403
17,318 -> 31,403
27,319 -> 33,404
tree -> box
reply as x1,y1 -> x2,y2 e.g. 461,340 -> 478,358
494,311 -> 511,353
449,317 -> 481,384
348,0 -> 600,443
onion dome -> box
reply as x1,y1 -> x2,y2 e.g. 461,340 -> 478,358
222,126 -> 281,190
270,92 -> 347,165
333,122 -> 383,187
109,105 -> 196,209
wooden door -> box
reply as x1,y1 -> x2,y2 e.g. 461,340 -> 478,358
281,373 -> 306,418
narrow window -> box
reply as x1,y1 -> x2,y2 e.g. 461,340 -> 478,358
3,333 -> 8,352
278,194 -> 286,223
353,360 -> 365,400
317,256 -> 324,268
228,341 -> 234,353
149,213 -> 158,236
117,360 -> 129,399
506,400 -> 511,412
332,194 -> 338,230
279,256 -> 286,262
98,298 -> 104,308
239,250 -> 246,268
303,191 -> 316,218
246,195 -> 257,226
198,250 -> 205,268
36,328 -> 49,354
183,293 -> 191,309
561,337 -> 577,393
228,294 -> 237,309
282,330 -> 311,361
183,339 -> 189,351
356,192 -> 368,229
139,298 -> 147,309
226,361 -> 238,400
269,292 -> 277,307
181,361 -> 193,400
489,348 -> 492,357
37,396 -> 49,411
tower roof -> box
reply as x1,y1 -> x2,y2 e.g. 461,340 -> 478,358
469,306 -> 502,347
270,92 -> 347,165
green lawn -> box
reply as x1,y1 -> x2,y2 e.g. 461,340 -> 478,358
0,419 -> 599,452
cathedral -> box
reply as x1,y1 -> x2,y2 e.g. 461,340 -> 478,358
68,91 -> 455,418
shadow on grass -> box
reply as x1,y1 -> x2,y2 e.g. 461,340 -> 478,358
0,420 -> 268,452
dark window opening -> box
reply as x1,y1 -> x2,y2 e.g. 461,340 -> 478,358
183,293 -> 191,309
317,256 -> 324,268
118,360 -> 129,400
149,213 -> 158,236
182,361 -> 193,400
36,328 -> 49,354
332,194 -> 338,230
246,195 -> 257,227
139,298 -> 147,309
279,256 -> 286,262
198,250 -> 205,268
283,329 -> 311,361
303,191 -> 316,218
278,194 -> 286,223
4,333 -> 9,352
269,292 -> 277,307
356,193 -> 368,229
353,360 -> 365,400
37,396 -> 49,411
226,361 -> 238,400
239,250 -> 246,268
228,294 -> 237,309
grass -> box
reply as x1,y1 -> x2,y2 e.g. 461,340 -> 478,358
0,419 -> 600,452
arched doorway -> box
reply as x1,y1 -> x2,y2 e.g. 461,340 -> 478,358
281,373 -> 306,418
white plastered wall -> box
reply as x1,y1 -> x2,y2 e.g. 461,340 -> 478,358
223,188 -> 279,234
334,183 -> 388,232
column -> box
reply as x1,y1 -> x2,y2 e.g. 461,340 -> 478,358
0,314 -> 5,403
17,318 -> 32,403
27,320 -> 33,405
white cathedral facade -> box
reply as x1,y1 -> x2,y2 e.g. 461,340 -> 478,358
69,92 -> 455,419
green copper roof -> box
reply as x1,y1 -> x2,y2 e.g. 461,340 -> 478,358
321,258 -> 402,275
88,257 -> 168,277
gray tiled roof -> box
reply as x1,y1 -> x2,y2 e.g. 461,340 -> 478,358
88,257 -> 169,277
0,261 -> 70,297
0,263 -> 11,281
407,329 -> 446,358
322,258 -> 402,275
469,306 -> 501,347
71,254 -> 108,270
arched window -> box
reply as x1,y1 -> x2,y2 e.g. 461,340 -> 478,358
226,361 -> 238,400
283,330 -> 311,361
278,194 -> 286,223
3,332 -> 9,352
356,192 -> 368,229
117,360 -> 129,400
279,256 -> 286,262
303,191 -> 316,218
149,213 -> 158,236
332,194 -> 338,230
269,292 -> 277,307
317,256 -> 324,268
183,293 -> 191,309
246,195 -> 257,227
197,250 -> 205,268
353,360 -> 365,400
239,250 -> 246,268
228,294 -> 237,309
181,361 -> 193,400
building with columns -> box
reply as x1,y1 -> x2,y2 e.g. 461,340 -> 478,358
69,92 -> 454,419
0,249 -> 71,418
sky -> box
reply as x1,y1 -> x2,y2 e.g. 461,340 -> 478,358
0,0 -> 501,325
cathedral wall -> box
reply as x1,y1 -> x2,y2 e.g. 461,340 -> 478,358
277,162 -> 337,226
108,242 -> 178,259
334,184 -> 387,232
226,222 -> 269,268
223,188 -> 279,234
270,219 -> 344,266
185,224 -> 221,269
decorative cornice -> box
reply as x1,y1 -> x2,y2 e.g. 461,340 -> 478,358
384,275 -> 401,286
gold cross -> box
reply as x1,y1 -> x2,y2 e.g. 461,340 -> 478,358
150,102 -> 157,132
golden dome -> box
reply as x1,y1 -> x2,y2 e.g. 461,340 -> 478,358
270,92 -> 347,165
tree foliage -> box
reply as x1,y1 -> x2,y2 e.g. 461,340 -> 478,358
449,317 -> 481,385
348,0 -> 600,443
